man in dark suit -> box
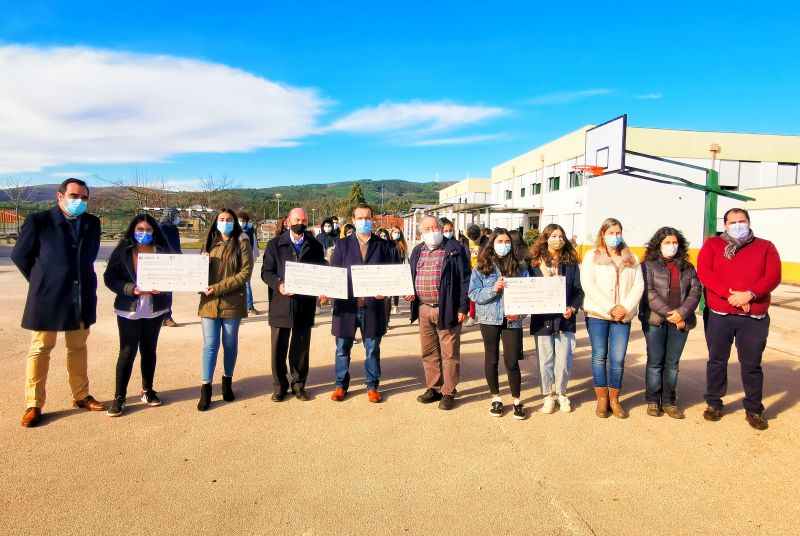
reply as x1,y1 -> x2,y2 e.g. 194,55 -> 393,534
11,178 -> 105,427
261,207 -> 326,401
330,203 -> 396,403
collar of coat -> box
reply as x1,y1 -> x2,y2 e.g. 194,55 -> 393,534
591,247 -> 637,268
277,230 -> 314,247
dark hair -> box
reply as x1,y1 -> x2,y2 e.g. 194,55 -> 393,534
643,226 -> 692,271
723,207 -> 750,224
58,178 -> 90,196
477,228 -> 523,277
594,217 -> 627,254
343,223 -> 355,236
353,203 -> 373,217
528,224 -> 579,267
322,217 -> 334,227
108,214 -> 169,266
238,210 -> 251,222
203,209 -> 244,272
390,226 -> 408,258
508,229 -> 529,263
441,217 -> 453,227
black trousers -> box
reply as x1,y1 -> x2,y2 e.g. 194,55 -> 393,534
270,326 -> 312,392
115,315 -> 164,398
480,322 -> 522,398
704,311 -> 770,414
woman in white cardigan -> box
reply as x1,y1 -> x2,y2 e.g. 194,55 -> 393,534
581,218 -> 644,419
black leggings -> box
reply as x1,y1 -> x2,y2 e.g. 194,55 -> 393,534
115,315 -> 164,397
480,322 -> 522,398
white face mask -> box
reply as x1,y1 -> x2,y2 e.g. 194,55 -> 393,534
661,244 -> 678,258
727,222 -> 750,240
323,225 -> 332,233
391,232 -> 401,240
422,230 -> 443,248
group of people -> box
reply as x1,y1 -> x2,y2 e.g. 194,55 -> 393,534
12,179 -> 781,431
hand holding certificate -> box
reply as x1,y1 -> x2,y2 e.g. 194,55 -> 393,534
137,253 -> 209,292
503,276 -> 566,315
350,264 -> 414,298
283,262 -> 348,299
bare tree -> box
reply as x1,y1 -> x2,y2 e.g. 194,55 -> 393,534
93,168 -> 178,210
1,176 -> 33,234
198,174 -> 240,208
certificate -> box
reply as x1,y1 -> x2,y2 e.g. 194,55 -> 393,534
136,253 -> 209,292
503,276 -> 566,315
283,261 -> 348,299
350,264 -> 414,298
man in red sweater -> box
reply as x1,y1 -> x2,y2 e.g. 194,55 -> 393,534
697,208 -> 781,430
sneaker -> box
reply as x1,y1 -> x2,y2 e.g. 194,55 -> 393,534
489,400 -> 503,417
539,396 -> 556,414
391,305 -> 399,315
315,306 -> 322,315
367,389 -> 382,403
107,397 -> 125,417
417,388 -> 443,404
558,394 -> 571,413
513,403 -> 526,420
248,307 -> 260,315
463,317 -> 475,327
141,389 -> 162,407
438,395 -> 455,411
703,406 -> 722,422
745,412 -> 768,430
662,405 -> 685,419
647,403 -> 662,417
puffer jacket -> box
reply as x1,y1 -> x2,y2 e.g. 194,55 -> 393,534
467,264 -> 529,328
103,241 -> 173,313
198,236 -> 253,319
580,247 -> 644,323
639,258 -> 702,330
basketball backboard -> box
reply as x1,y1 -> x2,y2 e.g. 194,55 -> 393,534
585,114 -> 626,174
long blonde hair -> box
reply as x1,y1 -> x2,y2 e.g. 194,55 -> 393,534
593,217 -> 627,254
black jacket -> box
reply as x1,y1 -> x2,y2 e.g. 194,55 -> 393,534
639,259 -> 701,330
528,262 -> 584,335
261,231 -> 326,329
11,205 -> 101,331
103,242 -> 173,313
158,221 -> 182,254
408,238 -> 470,329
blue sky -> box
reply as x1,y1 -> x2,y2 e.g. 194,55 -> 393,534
2,1 -> 799,188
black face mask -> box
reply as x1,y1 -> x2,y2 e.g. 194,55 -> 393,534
291,224 -> 308,235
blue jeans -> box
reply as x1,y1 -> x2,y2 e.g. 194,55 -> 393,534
643,322 -> 688,405
586,317 -> 631,389
335,308 -> 381,390
245,281 -> 254,309
201,317 -> 241,383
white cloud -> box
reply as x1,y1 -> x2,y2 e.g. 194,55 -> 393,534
526,89 -> 613,105
325,101 -> 507,134
636,93 -> 663,100
0,45 -> 327,173
409,134 -> 504,147
50,171 -> 91,178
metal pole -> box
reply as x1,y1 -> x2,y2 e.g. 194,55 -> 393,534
704,169 -> 719,241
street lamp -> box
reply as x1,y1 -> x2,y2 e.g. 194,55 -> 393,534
311,208 -> 316,226
275,193 -> 282,220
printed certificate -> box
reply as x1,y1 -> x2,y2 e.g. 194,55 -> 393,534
350,264 -> 414,298
136,253 -> 209,292
283,261 -> 349,299
503,276 -> 566,315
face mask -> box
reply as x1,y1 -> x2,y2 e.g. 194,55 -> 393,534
727,222 -> 750,240
333,223 -> 339,230
64,198 -> 87,217
494,243 -> 512,257
443,231 -> 454,239
134,231 -> 153,245
346,231 -> 353,237
173,217 -> 181,225
354,219 -> 372,234
381,235 -> 388,241
323,226 -> 332,233
423,231 -> 443,248
661,244 -> 678,258
291,223 -> 308,235
392,232 -> 401,240
548,236 -> 565,250
217,221 -> 234,235
604,235 -> 622,248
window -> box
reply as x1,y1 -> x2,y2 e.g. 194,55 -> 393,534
531,183 -> 541,195
547,176 -> 560,192
505,190 -> 512,200
520,187 -> 526,197
569,171 -> 581,188
778,163 -> 798,186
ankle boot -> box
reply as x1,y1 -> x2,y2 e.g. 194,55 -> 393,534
197,383 -> 212,411
595,387 -> 609,418
221,376 -> 235,402
608,388 -> 628,419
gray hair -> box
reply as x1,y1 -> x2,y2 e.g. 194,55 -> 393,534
418,215 -> 442,233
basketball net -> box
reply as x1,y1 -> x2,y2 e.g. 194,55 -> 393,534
572,165 -> 605,186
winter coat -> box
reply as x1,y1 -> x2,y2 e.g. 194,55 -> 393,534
103,241 -> 173,313
529,261 -> 584,335
330,233 -> 397,338
580,248 -> 644,323
467,263 -> 529,328
12,205 -> 101,331
197,236 -> 253,319
261,231 -> 326,329
408,238 -> 470,330
639,258 -> 701,330
158,221 -> 182,254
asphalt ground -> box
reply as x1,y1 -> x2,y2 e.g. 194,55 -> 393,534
0,255 -> 798,535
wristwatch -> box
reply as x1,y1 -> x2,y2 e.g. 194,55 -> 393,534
748,291 -> 756,300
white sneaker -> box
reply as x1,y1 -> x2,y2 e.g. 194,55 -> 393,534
558,394 -> 571,413
463,317 -> 475,327
315,306 -> 322,315
391,305 -> 399,315
539,396 -> 557,414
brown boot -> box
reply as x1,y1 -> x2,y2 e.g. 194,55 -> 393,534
608,388 -> 628,419
594,387 -> 609,418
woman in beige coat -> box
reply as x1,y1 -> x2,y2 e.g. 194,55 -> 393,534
580,218 -> 644,419
197,208 -> 253,411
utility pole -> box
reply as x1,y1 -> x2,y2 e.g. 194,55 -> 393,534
275,193 -> 282,220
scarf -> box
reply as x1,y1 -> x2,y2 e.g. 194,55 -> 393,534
721,229 -> 754,260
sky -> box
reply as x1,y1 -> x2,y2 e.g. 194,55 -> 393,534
1,0 -> 799,189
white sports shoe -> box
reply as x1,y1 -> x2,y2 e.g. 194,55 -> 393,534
391,305 -> 399,315
315,306 -> 322,315
558,394 -> 571,413
539,396 -> 557,414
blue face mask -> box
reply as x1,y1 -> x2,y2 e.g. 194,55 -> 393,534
173,217 -> 181,225
727,222 -> 750,240
217,221 -> 234,236
354,219 -> 372,235
134,231 -> 153,245
443,231 -> 454,239
604,235 -> 622,248
65,198 -> 87,217
494,243 -> 512,257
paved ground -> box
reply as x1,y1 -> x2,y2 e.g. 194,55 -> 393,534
1,255 -> 798,535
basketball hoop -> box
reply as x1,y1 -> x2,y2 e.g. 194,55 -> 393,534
572,165 -> 605,186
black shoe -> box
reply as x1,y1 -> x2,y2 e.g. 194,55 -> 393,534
107,396 -> 125,417
271,390 -> 287,402
141,389 -> 162,407
417,388 -> 443,404
703,406 -> 722,422
745,412 -> 768,431
295,390 -> 310,402
197,384 -> 212,411
438,395 -> 455,410
513,403 -> 526,420
221,376 -> 235,402
489,400 -> 503,417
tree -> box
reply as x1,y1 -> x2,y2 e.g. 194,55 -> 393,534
1,176 -> 33,234
340,182 -> 367,220
199,174 -> 240,208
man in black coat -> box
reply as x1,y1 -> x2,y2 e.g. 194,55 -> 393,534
261,207 -> 326,401
158,207 -> 182,327
329,203 -> 397,403
11,178 -> 105,427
